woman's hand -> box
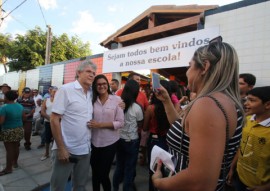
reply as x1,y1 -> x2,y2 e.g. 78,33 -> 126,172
226,167 -> 234,186
179,96 -> 189,105
87,120 -> 101,129
154,86 -> 170,103
152,159 -> 163,188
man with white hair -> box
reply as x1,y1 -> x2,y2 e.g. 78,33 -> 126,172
50,60 -> 96,191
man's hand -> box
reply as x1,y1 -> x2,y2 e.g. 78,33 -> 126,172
57,147 -> 70,163
118,100 -> 125,110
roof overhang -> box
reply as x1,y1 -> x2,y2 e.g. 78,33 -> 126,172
100,5 -> 218,48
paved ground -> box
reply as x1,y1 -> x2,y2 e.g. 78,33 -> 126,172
0,135 -> 148,191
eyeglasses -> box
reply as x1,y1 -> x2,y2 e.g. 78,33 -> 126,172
96,83 -> 107,87
208,36 -> 223,65
209,36 -> 223,44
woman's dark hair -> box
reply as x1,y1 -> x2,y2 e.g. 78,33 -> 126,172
169,80 -> 181,99
151,80 -> 172,133
121,80 -> 140,113
5,90 -> 18,101
92,74 -> 112,104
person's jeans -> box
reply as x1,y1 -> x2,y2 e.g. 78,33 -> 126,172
147,135 -> 168,191
40,126 -> 46,145
113,138 -> 139,191
23,121 -> 32,147
50,150 -> 90,191
233,170 -> 249,191
90,142 -> 118,191
44,122 -> 53,144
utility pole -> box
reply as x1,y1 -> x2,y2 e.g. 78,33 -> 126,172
45,25 -> 52,65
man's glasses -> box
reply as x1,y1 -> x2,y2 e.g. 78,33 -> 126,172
208,36 -> 223,65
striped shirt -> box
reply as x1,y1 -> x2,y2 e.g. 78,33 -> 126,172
167,107 -> 243,191
17,97 -> 35,120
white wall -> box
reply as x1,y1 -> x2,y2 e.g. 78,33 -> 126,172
0,75 -> 3,85
51,64 -> 64,88
2,71 -> 20,90
205,1 -> 270,87
26,69 -> 39,89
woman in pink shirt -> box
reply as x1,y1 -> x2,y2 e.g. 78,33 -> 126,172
88,74 -> 124,191
169,80 -> 180,107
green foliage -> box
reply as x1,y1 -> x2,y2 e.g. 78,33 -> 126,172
0,26 -> 92,72
0,33 -> 12,59
50,33 -> 91,63
0,33 -> 13,73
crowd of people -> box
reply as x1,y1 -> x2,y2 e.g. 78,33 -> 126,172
0,36 -> 269,191
0,84 -> 58,175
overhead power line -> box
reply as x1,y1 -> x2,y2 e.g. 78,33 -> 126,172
0,8 -> 30,30
1,0 -> 27,21
10,14 -> 31,30
55,38 -> 81,57
36,0 -> 47,26
0,0 -> 9,8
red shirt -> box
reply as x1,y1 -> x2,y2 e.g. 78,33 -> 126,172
148,105 -> 168,136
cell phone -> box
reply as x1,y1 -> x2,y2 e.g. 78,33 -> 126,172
152,72 -> 160,92
69,156 -> 78,163
152,158 -> 175,177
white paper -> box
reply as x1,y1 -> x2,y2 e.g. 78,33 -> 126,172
150,145 -> 176,174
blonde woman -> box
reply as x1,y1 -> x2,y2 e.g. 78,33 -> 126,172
152,37 -> 244,191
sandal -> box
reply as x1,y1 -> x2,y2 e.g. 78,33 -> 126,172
0,169 -> 12,176
40,155 -> 49,161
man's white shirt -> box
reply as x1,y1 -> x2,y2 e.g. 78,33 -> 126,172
51,80 -> 93,155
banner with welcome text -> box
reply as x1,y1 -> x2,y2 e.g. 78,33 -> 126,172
103,27 -> 219,73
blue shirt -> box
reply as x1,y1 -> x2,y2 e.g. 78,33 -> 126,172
0,103 -> 23,129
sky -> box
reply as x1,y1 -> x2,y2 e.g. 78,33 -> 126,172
0,0 -> 241,75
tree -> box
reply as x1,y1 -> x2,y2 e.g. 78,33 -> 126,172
7,27 -> 46,71
0,33 -> 13,73
1,26 -> 92,72
50,33 -> 91,62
